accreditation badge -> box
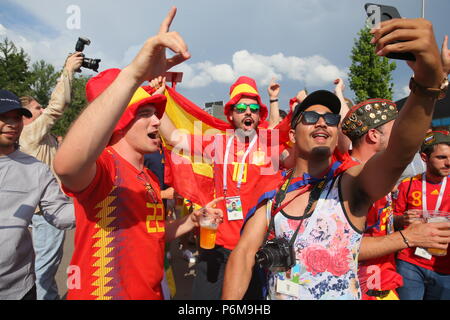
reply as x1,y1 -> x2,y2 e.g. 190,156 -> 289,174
225,196 -> 244,221
276,265 -> 301,298
414,247 -> 432,260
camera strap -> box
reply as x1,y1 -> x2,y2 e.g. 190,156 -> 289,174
263,171 -> 331,246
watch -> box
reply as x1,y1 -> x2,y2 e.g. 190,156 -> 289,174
409,76 -> 449,100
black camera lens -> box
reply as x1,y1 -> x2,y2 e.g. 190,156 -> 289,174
82,58 -> 101,72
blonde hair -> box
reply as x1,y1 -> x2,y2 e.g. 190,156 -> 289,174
19,96 -> 36,108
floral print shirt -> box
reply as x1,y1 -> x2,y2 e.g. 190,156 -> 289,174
267,175 -> 363,300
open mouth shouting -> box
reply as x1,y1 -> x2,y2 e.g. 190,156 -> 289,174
147,131 -> 161,144
242,117 -> 254,130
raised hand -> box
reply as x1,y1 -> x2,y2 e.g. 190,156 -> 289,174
126,7 -> 191,84
64,52 -> 84,73
441,35 -> 450,76
191,197 -> 224,227
267,77 -> 281,100
334,78 -> 345,94
150,76 -> 166,95
371,18 -> 443,88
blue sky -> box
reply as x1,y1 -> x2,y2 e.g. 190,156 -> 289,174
1,0 -> 449,109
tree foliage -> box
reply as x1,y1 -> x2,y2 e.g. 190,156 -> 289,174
29,60 -> 60,106
349,27 -> 397,104
0,38 -> 33,96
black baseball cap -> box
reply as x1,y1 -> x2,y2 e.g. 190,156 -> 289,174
0,89 -> 32,118
291,90 -> 341,128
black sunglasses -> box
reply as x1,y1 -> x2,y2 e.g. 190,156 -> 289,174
297,111 -> 341,127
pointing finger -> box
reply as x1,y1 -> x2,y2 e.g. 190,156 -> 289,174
159,6 -> 177,34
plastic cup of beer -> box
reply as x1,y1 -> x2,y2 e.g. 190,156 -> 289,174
199,210 -> 219,250
423,210 -> 450,256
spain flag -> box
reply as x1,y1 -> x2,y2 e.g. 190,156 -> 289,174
161,86 -> 292,207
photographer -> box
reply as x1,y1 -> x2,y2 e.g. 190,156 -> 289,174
19,52 -> 83,300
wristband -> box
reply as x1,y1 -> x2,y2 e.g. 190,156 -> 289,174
399,230 -> 410,248
269,99 -> 279,103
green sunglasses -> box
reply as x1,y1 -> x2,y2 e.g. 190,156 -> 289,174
233,103 -> 261,113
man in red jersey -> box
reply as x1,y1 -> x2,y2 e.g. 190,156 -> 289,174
159,74 -> 281,299
394,131 -> 450,300
341,100 -> 450,300
53,7 -> 221,300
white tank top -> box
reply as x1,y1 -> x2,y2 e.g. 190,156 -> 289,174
267,175 -> 363,300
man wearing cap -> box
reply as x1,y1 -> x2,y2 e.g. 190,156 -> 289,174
53,7 -> 222,300
394,131 -> 450,300
18,52 -> 83,300
222,18 -> 449,300
341,100 -> 450,300
0,90 -> 74,300
159,75 -> 284,299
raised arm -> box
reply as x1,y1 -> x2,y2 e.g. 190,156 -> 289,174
267,77 -> 281,129
349,18 -> 446,210
442,35 -> 450,76
334,78 -> 352,153
53,7 -> 190,192
222,203 -> 268,300
21,53 -> 83,143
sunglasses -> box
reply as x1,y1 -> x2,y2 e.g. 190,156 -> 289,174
297,111 -> 341,127
233,103 -> 260,114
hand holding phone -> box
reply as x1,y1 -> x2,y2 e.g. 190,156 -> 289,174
365,3 -> 416,61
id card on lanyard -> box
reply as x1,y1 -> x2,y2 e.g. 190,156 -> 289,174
415,173 -> 447,260
223,134 -> 257,221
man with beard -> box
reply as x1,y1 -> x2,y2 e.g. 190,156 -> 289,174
222,18 -> 449,300
394,131 -> 450,300
53,7 -> 222,300
159,75 -> 281,299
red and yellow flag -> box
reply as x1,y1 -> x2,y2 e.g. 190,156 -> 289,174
162,86 -> 292,206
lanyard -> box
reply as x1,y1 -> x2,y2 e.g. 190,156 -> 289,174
222,134 -> 257,195
422,173 -> 447,212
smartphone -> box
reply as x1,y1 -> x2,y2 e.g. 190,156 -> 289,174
365,3 -> 416,61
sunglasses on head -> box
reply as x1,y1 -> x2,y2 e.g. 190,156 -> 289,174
233,103 -> 260,114
298,111 -> 341,127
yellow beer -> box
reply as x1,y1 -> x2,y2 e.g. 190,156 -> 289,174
426,216 -> 449,256
427,247 -> 447,256
200,226 -> 217,249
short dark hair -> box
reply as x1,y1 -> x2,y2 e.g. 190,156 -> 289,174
422,142 -> 450,158
279,109 -> 288,119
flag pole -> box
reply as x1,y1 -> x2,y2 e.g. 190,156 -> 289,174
422,0 -> 425,18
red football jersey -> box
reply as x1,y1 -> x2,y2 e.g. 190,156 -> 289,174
63,147 -> 165,300
189,132 -> 279,250
394,174 -> 450,274
358,195 -> 403,299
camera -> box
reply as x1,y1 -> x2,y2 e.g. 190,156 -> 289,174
255,237 -> 296,272
74,37 -> 101,72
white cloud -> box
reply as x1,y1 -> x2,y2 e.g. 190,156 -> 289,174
174,50 -> 347,89
0,24 -> 7,36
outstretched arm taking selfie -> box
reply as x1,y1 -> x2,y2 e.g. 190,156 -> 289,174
344,19 -> 447,229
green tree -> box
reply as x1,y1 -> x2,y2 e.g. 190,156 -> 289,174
349,27 -> 397,103
29,60 -> 60,106
0,37 -> 32,95
51,75 -> 90,137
